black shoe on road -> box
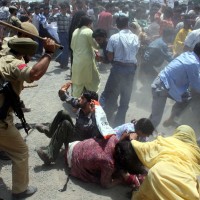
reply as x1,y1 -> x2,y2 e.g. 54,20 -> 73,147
12,186 -> 37,199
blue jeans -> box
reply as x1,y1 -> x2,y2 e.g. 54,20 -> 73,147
100,63 -> 137,126
55,32 -> 69,67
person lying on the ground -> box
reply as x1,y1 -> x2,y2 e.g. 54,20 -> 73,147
113,119 -> 154,190
36,83 -> 115,164
114,125 -> 200,200
66,134 -> 146,189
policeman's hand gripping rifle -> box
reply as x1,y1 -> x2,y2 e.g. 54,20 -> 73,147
0,82 -> 30,134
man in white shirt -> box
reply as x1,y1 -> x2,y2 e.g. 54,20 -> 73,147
184,28 -> 200,51
100,16 -> 139,127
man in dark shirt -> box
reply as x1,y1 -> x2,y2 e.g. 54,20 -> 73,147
92,28 -> 109,64
36,82 -> 101,165
140,27 -> 174,81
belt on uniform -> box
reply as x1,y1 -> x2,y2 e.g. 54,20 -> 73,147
112,61 -> 136,67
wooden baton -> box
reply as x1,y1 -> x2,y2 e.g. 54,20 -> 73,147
0,20 -> 63,50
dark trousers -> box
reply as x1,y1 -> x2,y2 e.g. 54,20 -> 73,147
149,77 -> 190,127
46,110 -> 78,160
55,32 -> 69,67
101,63 -> 136,126
46,110 -> 97,160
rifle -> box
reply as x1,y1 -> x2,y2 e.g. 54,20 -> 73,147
0,81 -> 30,134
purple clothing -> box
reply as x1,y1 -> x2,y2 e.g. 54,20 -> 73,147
68,135 -> 118,187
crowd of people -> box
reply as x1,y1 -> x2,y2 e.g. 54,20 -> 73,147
0,0 -> 200,199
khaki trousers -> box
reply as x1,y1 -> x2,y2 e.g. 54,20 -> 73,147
0,124 -> 29,193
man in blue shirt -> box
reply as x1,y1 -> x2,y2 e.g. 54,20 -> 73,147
149,42 -> 200,128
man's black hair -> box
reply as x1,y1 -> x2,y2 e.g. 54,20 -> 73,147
134,118 -> 154,136
163,6 -> 174,18
78,15 -> 92,28
20,15 -> 29,22
116,16 -> 129,29
92,28 -> 107,38
194,42 -> 200,56
83,91 -> 98,102
174,1 -> 179,8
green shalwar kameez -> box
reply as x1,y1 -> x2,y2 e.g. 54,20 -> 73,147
71,26 -> 100,97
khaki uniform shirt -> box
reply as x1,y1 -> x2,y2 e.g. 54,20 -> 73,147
7,16 -> 21,37
0,52 -> 32,127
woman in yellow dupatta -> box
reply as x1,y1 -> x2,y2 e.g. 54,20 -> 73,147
132,125 -> 200,200
114,125 -> 200,200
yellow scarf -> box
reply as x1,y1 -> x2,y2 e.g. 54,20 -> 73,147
131,125 -> 200,200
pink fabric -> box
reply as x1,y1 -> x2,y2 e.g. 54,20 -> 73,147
159,20 -> 174,35
154,12 -> 174,35
126,174 -> 146,189
68,135 -> 118,187
97,11 -> 113,32
17,64 -> 27,70
126,175 -> 140,187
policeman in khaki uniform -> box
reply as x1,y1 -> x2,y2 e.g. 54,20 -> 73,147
0,21 -> 39,161
0,37 -> 56,199
7,6 -> 21,37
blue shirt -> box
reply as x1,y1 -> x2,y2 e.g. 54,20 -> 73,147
159,51 -> 200,102
144,37 -> 173,66
114,123 -> 135,139
114,123 -> 147,142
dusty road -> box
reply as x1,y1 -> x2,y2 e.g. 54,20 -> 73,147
0,59 -> 199,200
